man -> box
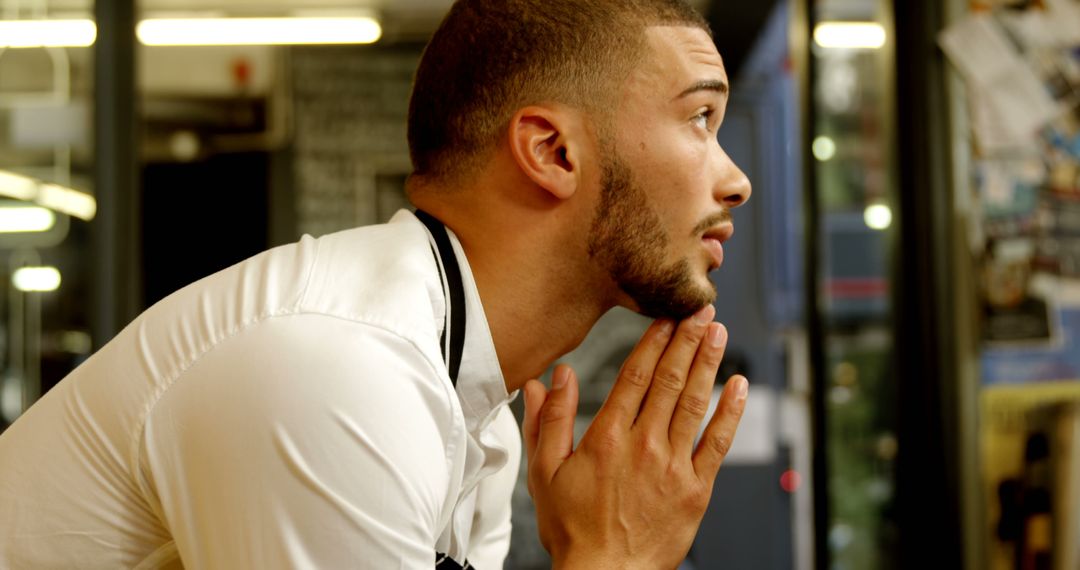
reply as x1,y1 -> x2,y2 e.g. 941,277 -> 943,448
0,0 -> 752,567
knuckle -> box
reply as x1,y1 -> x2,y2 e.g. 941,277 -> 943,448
653,368 -> 685,393
619,365 -> 651,390
539,403 -> 570,426
676,393 -> 711,418
663,458 -> 684,480
706,432 -> 734,458
675,324 -> 704,346
681,484 -> 711,513
636,434 -> 666,459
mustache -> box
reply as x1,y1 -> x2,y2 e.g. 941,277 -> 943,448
691,211 -> 733,236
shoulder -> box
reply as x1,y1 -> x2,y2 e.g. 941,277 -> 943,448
122,211 -> 445,386
167,313 -> 458,427
297,212 -> 446,354
145,313 -> 467,495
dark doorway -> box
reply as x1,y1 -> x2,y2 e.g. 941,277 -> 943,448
141,152 -> 270,307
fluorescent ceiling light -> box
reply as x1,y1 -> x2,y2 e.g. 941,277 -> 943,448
0,207 -> 56,233
0,16 -> 381,48
12,266 -> 62,292
814,22 -> 887,49
137,17 -> 382,46
37,184 -> 97,221
0,169 -> 96,221
0,170 -> 40,201
0,19 -> 96,48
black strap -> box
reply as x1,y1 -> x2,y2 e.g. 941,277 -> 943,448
435,551 -> 472,569
415,210 -> 466,386
416,211 -> 473,569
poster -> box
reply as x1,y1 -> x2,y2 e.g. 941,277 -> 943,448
982,306 -> 1080,382
981,382 -> 1080,570
943,5 -> 1080,568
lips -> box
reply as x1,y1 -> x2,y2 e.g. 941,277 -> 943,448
701,225 -> 734,270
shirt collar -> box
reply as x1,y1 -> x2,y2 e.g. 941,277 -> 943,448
406,210 -> 517,434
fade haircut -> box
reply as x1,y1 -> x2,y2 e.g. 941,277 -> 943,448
407,0 -> 710,183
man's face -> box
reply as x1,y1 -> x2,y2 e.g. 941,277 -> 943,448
586,26 -> 752,319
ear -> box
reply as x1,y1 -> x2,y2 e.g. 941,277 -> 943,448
507,105 -> 582,201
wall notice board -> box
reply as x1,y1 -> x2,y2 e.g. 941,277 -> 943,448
941,1 -> 1080,567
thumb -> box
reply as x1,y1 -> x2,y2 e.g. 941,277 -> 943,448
533,364 -> 579,484
522,378 -> 548,467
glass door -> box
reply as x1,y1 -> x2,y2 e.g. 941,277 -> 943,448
806,0 -> 901,567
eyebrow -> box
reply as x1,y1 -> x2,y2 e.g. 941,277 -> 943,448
674,79 -> 730,100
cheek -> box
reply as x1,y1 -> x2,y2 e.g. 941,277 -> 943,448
623,126 -> 713,226
649,139 -> 711,207
651,142 -> 716,236
632,130 -> 702,184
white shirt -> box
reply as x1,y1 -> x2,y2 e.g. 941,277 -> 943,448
0,210 -> 521,569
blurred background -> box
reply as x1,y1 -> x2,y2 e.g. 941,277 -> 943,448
1,0 -> 1079,568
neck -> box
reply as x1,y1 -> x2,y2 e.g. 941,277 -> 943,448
411,180 -> 615,394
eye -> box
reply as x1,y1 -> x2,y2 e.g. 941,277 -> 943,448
691,108 -> 715,131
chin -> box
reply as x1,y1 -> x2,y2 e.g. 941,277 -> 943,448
631,285 -> 717,320
614,255 -> 719,320
696,288 -> 719,313
694,272 -> 719,300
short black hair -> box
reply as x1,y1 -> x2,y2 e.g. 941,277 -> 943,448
407,0 -> 710,183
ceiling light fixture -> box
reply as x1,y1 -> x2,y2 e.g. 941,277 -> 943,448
12,266 -> 62,292
0,207 -> 56,233
0,170 -> 96,222
136,17 -> 382,46
0,19 -> 97,48
814,22 -> 887,50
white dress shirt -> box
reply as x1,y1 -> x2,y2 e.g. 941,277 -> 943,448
0,210 -> 520,569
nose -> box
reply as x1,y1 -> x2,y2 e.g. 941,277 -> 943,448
713,145 -> 751,209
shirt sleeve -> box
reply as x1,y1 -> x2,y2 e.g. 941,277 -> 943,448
139,313 -> 459,569
466,405 -> 521,569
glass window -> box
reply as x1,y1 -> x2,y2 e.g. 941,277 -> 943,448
0,12 -> 97,429
811,0 -> 900,567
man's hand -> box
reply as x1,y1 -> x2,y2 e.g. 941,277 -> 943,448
522,305 -> 748,569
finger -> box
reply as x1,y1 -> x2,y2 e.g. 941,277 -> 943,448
532,365 -> 580,485
635,304 -> 715,434
693,375 -> 748,483
522,379 -> 549,467
594,318 -> 675,428
669,322 -> 727,454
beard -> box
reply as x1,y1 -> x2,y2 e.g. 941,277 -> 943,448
586,152 -> 717,319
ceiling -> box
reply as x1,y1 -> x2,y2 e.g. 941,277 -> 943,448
41,0 -> 709,17
42,0 -> 446,13
30,0 -> 763,70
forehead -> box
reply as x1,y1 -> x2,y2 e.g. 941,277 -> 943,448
633,26 -> 727,97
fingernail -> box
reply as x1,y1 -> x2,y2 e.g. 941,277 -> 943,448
735,377 -> 748,400
709,323 -> 726,348
658,319 -> 675,337
693,304 -> 716,325
553,367 -> 569,390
